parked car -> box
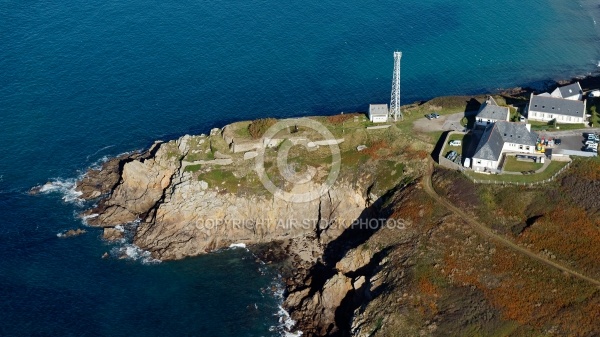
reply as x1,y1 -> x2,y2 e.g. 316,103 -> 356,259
431,113 -> 440,119
519,115 -> 526,122
586,134 -> 599,142
463,157 -> 471,168
446,151 -> 457,161
449,140 -> 462,146
425,114 -> 433,120
589,90 -> 600,98
585,140 -> 598,146
554,138 -> 561,145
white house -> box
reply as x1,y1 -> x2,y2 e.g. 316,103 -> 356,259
475,96 -> 510,126
527,82 -> 586,124
471,121 -> 538,173
550,82 -> 583,101
368,104 -> 389,123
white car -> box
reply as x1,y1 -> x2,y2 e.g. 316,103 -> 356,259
449,140 -> 462,146
589,90 -> 600,98
585,140 -> 598,146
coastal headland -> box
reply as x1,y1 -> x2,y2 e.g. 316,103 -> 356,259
73,75 -> 600,336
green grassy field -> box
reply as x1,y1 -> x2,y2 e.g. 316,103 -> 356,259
466,161 -> 568,183
529,120 -> 587,131
502,156 -> 544,172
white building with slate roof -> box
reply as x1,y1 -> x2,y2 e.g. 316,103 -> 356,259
475,96 -> 510,126
527,82 -> 586,124
368,104 -> 389,123
471,121 -> 538,173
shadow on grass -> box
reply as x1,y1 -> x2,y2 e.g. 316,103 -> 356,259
431,131 -> 450,163
465,98 -> 482,113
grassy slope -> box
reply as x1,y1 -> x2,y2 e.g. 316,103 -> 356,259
328,94 -> 599,336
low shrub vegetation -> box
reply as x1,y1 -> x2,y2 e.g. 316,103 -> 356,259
248,118 -> 277,139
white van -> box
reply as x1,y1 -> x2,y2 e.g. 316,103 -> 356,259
464,158 -> 471,168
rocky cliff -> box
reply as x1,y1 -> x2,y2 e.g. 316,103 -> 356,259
75,117 -> 437,336
78,135 -> 370,261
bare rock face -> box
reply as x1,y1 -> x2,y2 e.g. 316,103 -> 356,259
82,142 -> 179,227
77,135 -> 367,260
103,227 -> 124,241
133,178 -> 365,259
75,130 -> 396,336
59,228 -> 87,238
336,247 -> 373,274
75,156 -> 123,200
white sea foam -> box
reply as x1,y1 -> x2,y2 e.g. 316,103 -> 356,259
38,178 -> 84,204
277,306 -> 302,336
113,244 -> 161,264
85,145 -> 115,162
270,276 -> 303,337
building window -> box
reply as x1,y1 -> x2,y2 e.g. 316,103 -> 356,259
534,104 -> 538,108
550,115 -> 553,119
542,106 -> 545,109
526,146 -> 530,151
568,116 -> 571,121
519,145 -> 523,150
476,160 -> 481,164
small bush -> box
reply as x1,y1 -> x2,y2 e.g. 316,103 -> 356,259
248,118 -> 277,139
327,113 -> 360,124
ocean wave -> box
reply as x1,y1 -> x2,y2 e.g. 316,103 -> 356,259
37,178 -> 84,205
110,244 -> 161,265
85,145 -> 115,163
229,243 -> 248,249
270,275 -> 303,337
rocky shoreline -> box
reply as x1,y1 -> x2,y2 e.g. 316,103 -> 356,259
72,125 -> 414,335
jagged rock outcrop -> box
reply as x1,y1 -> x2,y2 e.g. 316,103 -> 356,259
75,129 -> 413,336
77,136 -> 367,261
58,228 -> 87,238
103,227 -> 125,241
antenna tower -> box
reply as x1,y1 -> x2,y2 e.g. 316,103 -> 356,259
390,51 -> 402,121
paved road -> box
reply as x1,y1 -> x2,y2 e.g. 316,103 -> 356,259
422,161 -> 600,287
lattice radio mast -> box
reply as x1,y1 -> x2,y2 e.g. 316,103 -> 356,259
390,51 -> 402,121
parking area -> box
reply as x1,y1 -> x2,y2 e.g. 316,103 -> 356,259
413,112 -> 468,133
537,131 -> 599,153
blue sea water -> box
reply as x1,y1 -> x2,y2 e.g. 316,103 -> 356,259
1,0 -> 599,335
